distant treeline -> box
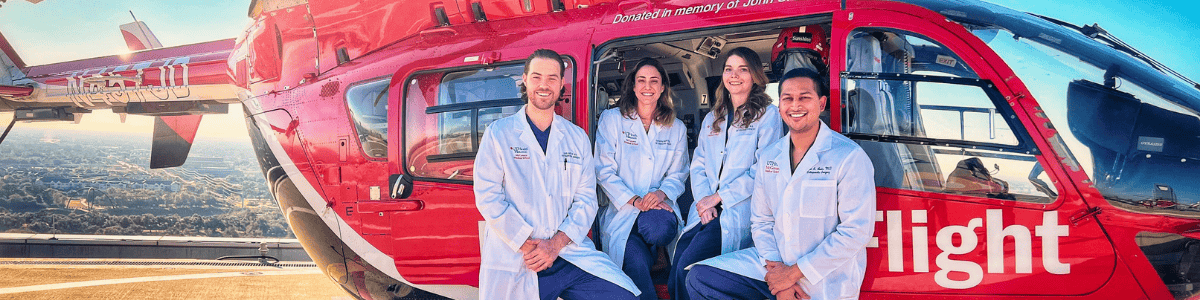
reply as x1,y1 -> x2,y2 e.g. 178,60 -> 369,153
0,208 -> 293,238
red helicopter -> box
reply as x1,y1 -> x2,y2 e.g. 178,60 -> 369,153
2,0 -> 1199,299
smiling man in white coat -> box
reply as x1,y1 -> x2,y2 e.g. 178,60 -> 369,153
685,68 -> 876,300
474,49 -> 639,300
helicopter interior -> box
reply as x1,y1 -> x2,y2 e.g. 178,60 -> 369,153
589,20 -> 1061,217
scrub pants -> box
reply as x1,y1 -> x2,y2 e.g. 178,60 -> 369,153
668,216 -> 722,300
624,209 -> 679,300
685,265 -> 773,300
538,258 -> 638,300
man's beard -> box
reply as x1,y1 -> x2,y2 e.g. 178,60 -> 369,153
528,88 -> 559,110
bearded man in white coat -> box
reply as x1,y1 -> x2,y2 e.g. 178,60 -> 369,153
474,49 -> 639,300
686,68 -> 876,300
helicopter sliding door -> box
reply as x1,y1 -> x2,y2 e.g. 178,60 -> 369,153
833,2 -> 1119,297
393,40 -> 584,287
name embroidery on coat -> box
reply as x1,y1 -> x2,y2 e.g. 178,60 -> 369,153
807,166 -> 832,175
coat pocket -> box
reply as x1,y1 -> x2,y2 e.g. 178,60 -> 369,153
798,180 -> 837,218
561,161 -> 584,198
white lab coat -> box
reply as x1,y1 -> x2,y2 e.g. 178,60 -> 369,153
474,106 -> 640,299
683,106 -> 784,254
697,122 -> 877,300
595,108 -> 689,265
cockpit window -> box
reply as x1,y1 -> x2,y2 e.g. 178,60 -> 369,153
844,28 -> 1058,203
976,28 -> 1200,216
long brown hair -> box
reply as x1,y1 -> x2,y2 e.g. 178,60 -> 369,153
711,47 -> 770,133
617,58 -> 675,126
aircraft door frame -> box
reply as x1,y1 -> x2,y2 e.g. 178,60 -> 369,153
833,2 -> 1121,297
383,40 -> 588,287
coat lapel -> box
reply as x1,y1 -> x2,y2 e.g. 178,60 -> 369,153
547,115 -> 565,157
514,106 -> 549,193
626,117 -> 644,149
788,122 -> 835,184
709,124 -> 729,186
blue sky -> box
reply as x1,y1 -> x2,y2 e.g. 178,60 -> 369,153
984,0 -> 1199,82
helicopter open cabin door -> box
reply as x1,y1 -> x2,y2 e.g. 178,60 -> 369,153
832,2 -> 1120,297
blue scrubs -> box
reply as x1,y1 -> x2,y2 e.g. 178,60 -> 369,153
527,115 -> 551,153
538,258 -> 639,300
623,209 -> 678,300
685,265 -> 773,300
668,216 -> 722,300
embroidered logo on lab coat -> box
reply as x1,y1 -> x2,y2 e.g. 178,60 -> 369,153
622,131 -> 639,146
807,166 -> 832,175
511,147 -> 530,160
765,161 -> 781,174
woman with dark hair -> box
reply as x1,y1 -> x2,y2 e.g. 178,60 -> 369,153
668,47 -> 783,300
595,58 -> 690,300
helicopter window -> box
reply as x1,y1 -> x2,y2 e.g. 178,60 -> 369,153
843,28 -> 1056,203
977,28 -> 1200,216
435,66 -> 525,158
344,77 -> 390,159
404,59 -> 576,182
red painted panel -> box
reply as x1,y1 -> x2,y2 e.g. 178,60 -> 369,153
310,1 -> 437,75
159,115 -> 203,144
833,1 -> 1138,297
0,85 -> 33,97
275,6 -> 318,91
248,16 -> 282,84
120,30 -> 149,52
863,189 -> 1115,295
388,182 -> 481,285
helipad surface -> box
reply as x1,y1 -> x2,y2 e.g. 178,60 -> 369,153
0,259 -> 351,300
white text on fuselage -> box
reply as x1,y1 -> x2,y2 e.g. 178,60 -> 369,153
55,61 -> 194,107
867,209 -> 1070,289
611,0 -> 792,24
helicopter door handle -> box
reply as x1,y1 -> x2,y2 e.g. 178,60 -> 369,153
359,200 -> 424,214
389,173 -> 414,199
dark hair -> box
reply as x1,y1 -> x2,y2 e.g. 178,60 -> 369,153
711,47 -> 771,133
778,67 -> 828,99
524,49 -> 566,76
520,49 -> 568,102
616,58 -> 675,126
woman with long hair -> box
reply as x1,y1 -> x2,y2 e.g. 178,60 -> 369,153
595,58 -> 690,300
668,47 -> 783,300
